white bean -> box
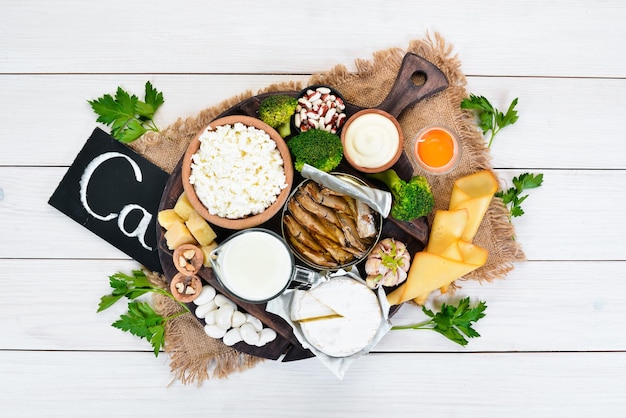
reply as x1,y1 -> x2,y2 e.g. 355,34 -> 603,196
239,323 -> 260,345
204,324 -> 227,339
195,300 -> 217,318
307,91 -> 321,102
216,305 -> 235,330
214,294 -> 236,309
222,328 -> 243,346
245,314 -> 264,332
255,328 -> 277,347
324,107 -> 337,124
192,285 -> 216,305
231,311 -> 246,328
204,309 -> 218,326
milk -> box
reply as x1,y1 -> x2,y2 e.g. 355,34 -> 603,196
215,229 -> 293,302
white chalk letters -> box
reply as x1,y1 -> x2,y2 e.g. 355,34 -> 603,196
79,152 -> 154,251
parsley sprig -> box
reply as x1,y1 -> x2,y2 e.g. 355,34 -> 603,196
461,94 -> 519,148
88,81 -> 164,143
97,270 -> 189,356
392,297 -> 487,346
495,173 -> 544,218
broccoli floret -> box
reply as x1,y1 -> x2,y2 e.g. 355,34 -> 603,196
368,169 -> 434,221
287,129 -> 343,172
258,95 -> 298,138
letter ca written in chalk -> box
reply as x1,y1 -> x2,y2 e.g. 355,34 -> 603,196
79,151 -> 154,251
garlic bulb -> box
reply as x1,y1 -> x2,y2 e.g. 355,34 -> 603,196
365,238 -> 411,289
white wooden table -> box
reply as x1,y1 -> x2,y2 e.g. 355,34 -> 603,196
2,1 -> 625,416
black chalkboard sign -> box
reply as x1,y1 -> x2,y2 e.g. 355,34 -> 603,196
48,128 -> 169,272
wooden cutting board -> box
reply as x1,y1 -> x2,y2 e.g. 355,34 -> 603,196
156,53 -> 447,361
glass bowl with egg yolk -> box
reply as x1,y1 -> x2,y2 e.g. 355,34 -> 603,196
413,126 -> 461,175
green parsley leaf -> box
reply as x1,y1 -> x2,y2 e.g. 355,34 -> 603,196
97,270 -> 190,357
461,94 -> 519,148
391,297 -> 487,346
135,81 -> 165,119
112,301 -> 166,355
88,81 -> 164,143
495,173 -> 544,218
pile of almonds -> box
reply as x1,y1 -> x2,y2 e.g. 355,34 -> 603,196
294,86 -> 347,134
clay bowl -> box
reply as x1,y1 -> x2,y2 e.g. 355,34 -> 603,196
181,115 -> 294,230
340,108 -> 404,174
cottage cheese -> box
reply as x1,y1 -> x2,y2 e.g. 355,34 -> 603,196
189,122 -> 288,219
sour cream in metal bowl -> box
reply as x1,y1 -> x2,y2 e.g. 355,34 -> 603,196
181,115 -> 294,230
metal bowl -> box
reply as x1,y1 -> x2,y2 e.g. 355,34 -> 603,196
281,173 -> 383,271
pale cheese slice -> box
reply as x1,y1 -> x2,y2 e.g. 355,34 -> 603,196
387,251 -> 484,306
426,209 -> 469,255
290,290 -> 341,322
449,170 -> 499,242
296,277 -> 382,358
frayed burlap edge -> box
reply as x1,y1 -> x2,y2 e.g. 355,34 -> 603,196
146,272 -> 265,386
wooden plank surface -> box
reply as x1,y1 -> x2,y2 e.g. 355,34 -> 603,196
1,75 -> 625,170
1,350 -> 625,418
1,0 -> 625,416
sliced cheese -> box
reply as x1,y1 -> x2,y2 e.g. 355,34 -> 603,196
295,277 -> 382,358
449,170 -> 499,242
426,209 -> 468,255
387,251 -> 484,306
290,290 -> 340,322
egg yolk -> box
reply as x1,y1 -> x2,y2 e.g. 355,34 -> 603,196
417,129 -> 455,168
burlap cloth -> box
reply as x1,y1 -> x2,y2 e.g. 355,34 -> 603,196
130,33 -> 525,385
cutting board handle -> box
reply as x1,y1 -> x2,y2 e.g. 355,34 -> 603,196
375,53 -> 449,118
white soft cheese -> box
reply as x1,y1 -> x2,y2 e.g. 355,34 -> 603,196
189,122 -> 288,219
290,290 -> 339,322
296,277 -> 382,357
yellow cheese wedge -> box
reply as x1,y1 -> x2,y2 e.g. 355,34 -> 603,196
450,170 -> 499,205
173,192 -> 196,221
437,241 -> 464,262
449,170 -> 499,242
200,241 -> 219,267
164,221 -> 197,250
185,210 -> 217,246
426,209 -> 469,255
457,240 -> 489,266
157,209 -> 184,230
387,251 -> 484,306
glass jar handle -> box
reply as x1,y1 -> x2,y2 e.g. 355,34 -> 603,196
292,265 -> 320,288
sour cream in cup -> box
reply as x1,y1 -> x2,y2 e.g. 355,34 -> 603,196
341,109 -> 404,173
